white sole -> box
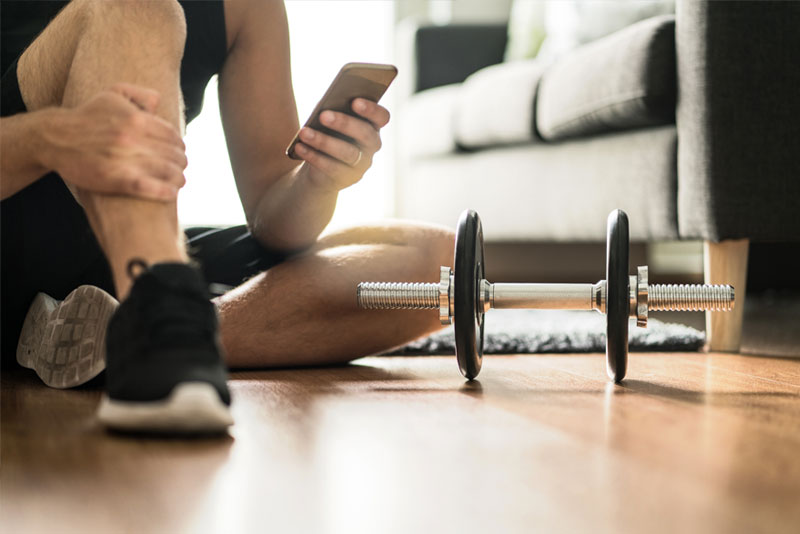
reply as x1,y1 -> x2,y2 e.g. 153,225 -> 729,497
97,382 -> 234,434
16,285 -> 118,389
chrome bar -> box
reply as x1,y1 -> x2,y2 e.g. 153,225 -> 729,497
490,283 -> 598,311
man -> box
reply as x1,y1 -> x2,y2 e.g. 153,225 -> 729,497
0,0 -> 453,433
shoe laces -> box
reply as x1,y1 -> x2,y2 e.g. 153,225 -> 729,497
127,259 -> 217,350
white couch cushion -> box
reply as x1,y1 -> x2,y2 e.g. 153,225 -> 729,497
401,83 -> 461,158
453,60 -> 546,150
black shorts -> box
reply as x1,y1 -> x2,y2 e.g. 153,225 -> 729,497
1,60 -> 288,366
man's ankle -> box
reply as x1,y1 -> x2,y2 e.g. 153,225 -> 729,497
113,254 -> 189,299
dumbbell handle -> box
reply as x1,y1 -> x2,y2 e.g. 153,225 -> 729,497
353,281 -> 601,311
486,283 -> 603,311
357,265 -> 735,326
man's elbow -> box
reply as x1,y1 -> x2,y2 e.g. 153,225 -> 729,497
248,220 -> 316,257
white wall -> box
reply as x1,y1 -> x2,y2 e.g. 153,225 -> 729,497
396,0 -> 513,23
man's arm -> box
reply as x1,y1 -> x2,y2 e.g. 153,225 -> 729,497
0,84 -> 186,202
218,0 -> 390,252
0,108 -> 61,199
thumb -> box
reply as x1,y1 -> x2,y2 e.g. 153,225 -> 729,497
110,82 -> 160,113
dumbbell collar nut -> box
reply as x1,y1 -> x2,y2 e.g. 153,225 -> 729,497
634,266 -> 648,327
440,266 -> 453,325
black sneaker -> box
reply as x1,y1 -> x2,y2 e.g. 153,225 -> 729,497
96,261 -> 233,434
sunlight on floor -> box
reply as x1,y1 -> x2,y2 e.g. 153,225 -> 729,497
179,1 -> 395,229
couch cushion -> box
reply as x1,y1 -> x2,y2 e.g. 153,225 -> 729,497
396,126 -> 679,242
536,15 -> 676,141
401,84 -> 461,158
453,60 -> 547,150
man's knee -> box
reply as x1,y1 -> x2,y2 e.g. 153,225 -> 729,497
18,0 -> 187,110
426,226 -> 456,271
83,0 -> 187,57
61,0 -> 187,53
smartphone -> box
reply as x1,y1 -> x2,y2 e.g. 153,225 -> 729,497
286,62 -> 398,159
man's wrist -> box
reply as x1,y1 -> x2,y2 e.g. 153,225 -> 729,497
34,107 -> 72,173
297,162 -> 343,196
248,164 -> 339,251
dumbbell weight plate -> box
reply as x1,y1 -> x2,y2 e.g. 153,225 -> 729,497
454,209 -> 485,379
606,209 -> 629,383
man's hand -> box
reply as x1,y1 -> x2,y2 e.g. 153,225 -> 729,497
43,83 -> 187,201
291,98 -> 390,192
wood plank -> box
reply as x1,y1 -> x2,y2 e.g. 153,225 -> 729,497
2,353 -> 799,534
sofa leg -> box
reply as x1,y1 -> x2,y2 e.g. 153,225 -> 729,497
703,239 -> 749,352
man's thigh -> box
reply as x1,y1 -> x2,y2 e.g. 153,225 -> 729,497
15,0 -> 86,112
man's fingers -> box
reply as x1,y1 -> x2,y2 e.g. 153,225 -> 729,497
106,84 -> 183,149
120,171 -> 180,201
139,156 -> 187,188
110,82 -> 160,113
143,113 -> 185,149
319,111 -> 381,152
298,127 -> 365,167
352,99 -> 390,128
148,136 -> 188,170
105,84 -> 186,172
293,144 -> 348,183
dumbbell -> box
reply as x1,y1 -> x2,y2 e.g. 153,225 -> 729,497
357,209 -> 735,382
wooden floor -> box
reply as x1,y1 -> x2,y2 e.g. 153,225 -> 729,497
2,349 -> 799,534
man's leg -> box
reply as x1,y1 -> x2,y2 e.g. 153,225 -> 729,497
17,0 -> 187,298
216,222 -> 455,368
17,0 -> 453,372
17,0 -> 231,432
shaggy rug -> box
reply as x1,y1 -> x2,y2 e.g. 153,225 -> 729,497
387,309 -> 705,355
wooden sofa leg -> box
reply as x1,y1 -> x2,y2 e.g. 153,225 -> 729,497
704,239 -> 749,352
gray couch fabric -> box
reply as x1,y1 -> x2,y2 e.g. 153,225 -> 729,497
537,15 -> 676,141
396,1 -> 800,245
676,1 -> 800,241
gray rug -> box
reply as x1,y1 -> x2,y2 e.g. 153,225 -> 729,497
388,310 -> 705,355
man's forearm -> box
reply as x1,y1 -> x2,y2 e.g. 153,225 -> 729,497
249,164 -> 339,252
0,109 -> 62,200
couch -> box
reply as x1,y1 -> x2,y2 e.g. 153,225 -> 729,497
392,0 -> 800,351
